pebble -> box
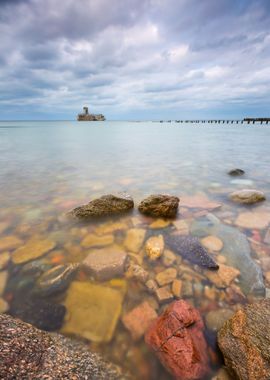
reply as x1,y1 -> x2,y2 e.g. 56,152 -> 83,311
94,221 -> 128,235
205,309 -> 234,332
145,279 -> 158,293
228,168 -> 245,176
229,189 -> 265,204
81,233 -> 114,248
155,286 -> 174,304
149,219 -> 171,229
180,195 -> 222,210
172,279 -> 182,298
122,301 -> 157,340
0,236 -> 23,252
204,286 -> 217,300
125,263 -> 149,283
0,251 -> 10,270
205,264 -> 240,288
12,238 -> 56,264
212,367 -> 233,380
155,268 -> 177,286
235,211 -> 270,229
181,281 -> 193,298
172,219 -> 189,234
0,271 -> 8,296
145,235 -> 164,261
201,235 -> 223,252
123,228 -> 146,253
0,297 -> 8,313
162,249 -> 177,267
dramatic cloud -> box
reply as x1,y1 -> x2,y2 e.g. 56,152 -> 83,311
0,0 -> 269,119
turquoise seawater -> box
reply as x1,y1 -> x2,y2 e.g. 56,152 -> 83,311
0,120 -> 270,379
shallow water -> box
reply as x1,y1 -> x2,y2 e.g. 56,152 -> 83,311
0,121 -> 270,379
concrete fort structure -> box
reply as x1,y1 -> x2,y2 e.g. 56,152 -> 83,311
77,106 -> 105,121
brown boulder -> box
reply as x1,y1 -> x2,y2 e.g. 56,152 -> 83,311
218,299 -> 270,380
138,194 -> 179,218
145,300 -> 210,380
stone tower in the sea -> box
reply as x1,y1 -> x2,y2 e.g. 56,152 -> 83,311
77,106 -> 105,121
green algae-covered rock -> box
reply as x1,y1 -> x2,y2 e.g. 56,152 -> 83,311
62,281 -> 125,342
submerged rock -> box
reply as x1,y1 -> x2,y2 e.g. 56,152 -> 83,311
0,270 -> 8,296
0,313 -> 130,380
191,215 -> 265,295
83,246 -> 127,281
205,264 -> 240,288
123,228 -> 146,253
81,233 -> 114,248
166,235 -> 219,269
228,168 -> 245,176
0,236 -> 23,252
145,235 -> 164,261
235,210 -> 270,230
34,264 -> 79,297
229,189 -> 266,204
62,281 -> 125,343
9,296 -> 66,331
145,300 -> 210,380
205,308 -> 234,332
218,299 -> 270,380
125,263 -> 149,283
69,194 -> 134,219
12,238 -> 56,264
138,194 -> 179,218
180,195 -> 222,210
155,268 -> 177,286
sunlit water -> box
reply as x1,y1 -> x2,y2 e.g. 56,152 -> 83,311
0,121 -> 270,379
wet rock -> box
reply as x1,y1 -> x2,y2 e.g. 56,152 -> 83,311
138,194 -> 179,218
125,263 -> 149,283
166,235 -> 219,269
81,233 -> 114,248
181,281 -> 194,298
173,219 -> 189,234
205,264 -> 240,288
162,249 -> 176,266
0,270 -> 8,296
9,297 -> 66,331
218,299 -> 270,380
69,193 -> 134,219
145,279 -> 158,293
228,168 -> 245,176
201,235 -> 223,252
95,221 -> 129,235
149,219 -> 171,229
0,297 -> 8,313
83,247 -> 127,281
180,195 -> 222,210
145,300 -> 210,380
62,281 -> 124,343
172,279 -> 182,298
123,228 -> 146,253
0,313 -> 130,380
34,264 -> 79,296
235,210 -> 270,230
205,309 -> 234,332
12,238 -> 56,264
0,236 -> 23,252
229,189 -> 266,204
155,268 -> 177,286
155,286 -> 173,304
0,252 -> 10,270
122,301 -> 157,340
145,235 -> 164,261
191,215 -> 265,295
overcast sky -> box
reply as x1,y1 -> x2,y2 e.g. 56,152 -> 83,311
0,0 -> 269,120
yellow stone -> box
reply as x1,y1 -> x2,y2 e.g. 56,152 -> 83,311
62,281 -> 124,343
149,219 -> 171,229
235,211 -> 270,230
81,233 -> 114,248
123,228 -> 146,253
217,255 -> 227,264
12,238 -> 56,264
172,219 -> 189,234
145,235 -> 164,261
172,279 -> 182,298
94,221 -> 128,235
201,235 -> 223,252
0,252 -> 10,270
0,236 -> 23,252
155,268 -> 177,286
205,264 -> 240,288
0,297 -> 8,313
0,271 -> 8,296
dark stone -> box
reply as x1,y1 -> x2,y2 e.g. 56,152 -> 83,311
138,194 -> 179,218
69,194 -> 134,219
218,299 -> 270,380
9,297 -> 66,331
0,313 -> 130,380
228,169 -> 245,176
145,300 -> 210,380
166,235 -> 219,269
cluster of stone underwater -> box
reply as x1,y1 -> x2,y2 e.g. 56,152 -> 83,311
1,168 -> 269,380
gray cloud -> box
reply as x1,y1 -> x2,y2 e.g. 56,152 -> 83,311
0,0 -> 269,119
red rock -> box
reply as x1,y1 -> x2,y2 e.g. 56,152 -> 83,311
145,300 -> 210,380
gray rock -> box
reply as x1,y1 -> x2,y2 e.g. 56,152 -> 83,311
228,169 -> 245,176
229,189 -> 266,204
165,235 -> 219,269
191,215 -> 265,295
0,313 -> 130,380
83,247 -> 127,281
138,194 -> 179,218
34,264 -> 80,297
70,194 -> 134,219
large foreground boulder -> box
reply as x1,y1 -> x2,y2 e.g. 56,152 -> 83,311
145,300 -> 210,380
0,313 -> 130,379
218,299 -> 270,380
69,194 -> 134,219
138,194 -> 179,218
